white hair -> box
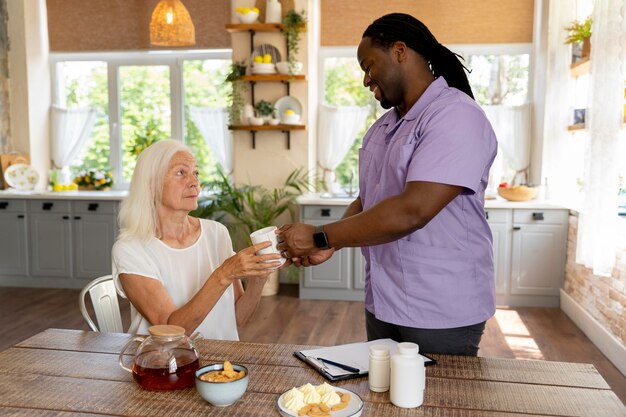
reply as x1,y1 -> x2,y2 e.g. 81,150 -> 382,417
118,139 -> 192,241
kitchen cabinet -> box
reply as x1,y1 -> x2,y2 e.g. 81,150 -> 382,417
298,204 -> 365,301
0,196 -> 119,288
485,207 -> 568,307
299,197 -> 569,306
226,23 -> 306,149
0,200 -> 28,276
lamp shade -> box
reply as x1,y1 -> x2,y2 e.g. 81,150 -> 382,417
150,0 -> 196,47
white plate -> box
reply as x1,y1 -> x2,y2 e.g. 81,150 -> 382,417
276,387 -> 363,417
250,43 -> 282,67
275,96 -> 303,123
4,163 -> 39,191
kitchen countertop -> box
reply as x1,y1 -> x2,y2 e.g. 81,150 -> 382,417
0,189 -> 128,201
297,194 -> 570,210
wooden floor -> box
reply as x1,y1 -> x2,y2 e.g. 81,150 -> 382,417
1,284 -> 624,405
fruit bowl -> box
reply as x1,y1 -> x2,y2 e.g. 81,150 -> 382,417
497,186 -> 538,202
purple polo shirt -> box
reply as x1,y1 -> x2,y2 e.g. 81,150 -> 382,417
359,77 -> 497,329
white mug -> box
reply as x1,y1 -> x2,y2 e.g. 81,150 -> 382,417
250,226 -> 286,268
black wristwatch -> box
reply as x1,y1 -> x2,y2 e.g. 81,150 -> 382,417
313,225 -> 330,249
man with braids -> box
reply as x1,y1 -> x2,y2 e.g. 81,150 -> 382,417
278,13 -> 497,355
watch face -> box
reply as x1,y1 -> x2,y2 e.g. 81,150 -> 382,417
313,230 -> 329,249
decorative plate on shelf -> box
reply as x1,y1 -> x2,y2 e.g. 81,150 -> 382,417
4,163 -> 39,191
250,44 -> 282,67
275,96 -> 303,123
276,387 -> 363,417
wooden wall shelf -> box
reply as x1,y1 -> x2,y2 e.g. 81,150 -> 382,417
570,57 -> 590,78
567,123 -> 585,131
229,124 -> 306,149
242,74 -> 305,82
226,23 -> 283,33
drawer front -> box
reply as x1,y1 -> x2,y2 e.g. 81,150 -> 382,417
302,205 -> 345,221
513,209 -> 568,225
484,209 -> 509,223
73,201 -> 117,215
0,199 -> 26,212
28,200 -> 71,214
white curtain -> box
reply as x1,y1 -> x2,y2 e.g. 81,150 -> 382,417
318,104 -> 369,193
576,0 -> 626,276
483,104 -> 532,185
50,106 -> 97,168
189,106 -> 233,174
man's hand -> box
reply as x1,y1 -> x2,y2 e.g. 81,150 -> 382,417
276,223 -> 319,257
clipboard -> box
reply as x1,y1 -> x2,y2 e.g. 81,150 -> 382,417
294,339 -> 436,382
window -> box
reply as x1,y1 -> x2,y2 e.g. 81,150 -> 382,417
320,44 -> 532,192
51,50 -> 231,188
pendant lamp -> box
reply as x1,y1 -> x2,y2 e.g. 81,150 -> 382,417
150,0 -> 196,47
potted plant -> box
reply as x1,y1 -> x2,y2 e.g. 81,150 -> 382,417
564,16 -> 592,62
225,60 -> 248,125
73,168 -> 114,191
196,168 -> 310,295
282,9 -> 307,75
255,99 -> 277,122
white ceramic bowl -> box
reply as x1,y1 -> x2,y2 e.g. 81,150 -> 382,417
195,363 -> 249,407
248,116 -> 264,126
236,11 -> 259,24
282,113 -> 301,124
251,62 -> 276,74
276,61 -> 303,75
268,118 -> 280,125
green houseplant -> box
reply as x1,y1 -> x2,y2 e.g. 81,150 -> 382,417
564,16 -> 592,60
255,99 -> 276,119
225,60 -> 248,125
282,9 -> 307,75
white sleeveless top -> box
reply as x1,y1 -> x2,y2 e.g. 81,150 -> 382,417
112,219 -> 239,340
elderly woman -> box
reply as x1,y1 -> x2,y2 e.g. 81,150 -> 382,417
112,140 -> 280,339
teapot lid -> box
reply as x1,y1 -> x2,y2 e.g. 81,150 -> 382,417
148,324 -> 186,337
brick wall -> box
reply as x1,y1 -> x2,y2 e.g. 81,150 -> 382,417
564,214 -> 626,346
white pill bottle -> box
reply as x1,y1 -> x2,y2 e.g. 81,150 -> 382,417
389,342 -> 425,408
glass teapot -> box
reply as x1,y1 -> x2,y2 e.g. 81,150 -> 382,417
119,325 -> 200,390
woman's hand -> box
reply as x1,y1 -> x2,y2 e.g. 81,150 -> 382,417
217,241 -> 281,285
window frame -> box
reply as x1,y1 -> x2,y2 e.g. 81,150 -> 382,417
50,49 -> 232,189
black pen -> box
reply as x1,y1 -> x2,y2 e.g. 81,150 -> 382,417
317,357 -> 360,373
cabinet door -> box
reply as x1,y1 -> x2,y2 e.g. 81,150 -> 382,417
352,248 -> 366,290
485,209 -> 512,296
29,201 -> 72,278
0,200 -> 28,275
510,224 -> 566,295
303,221 -> 351,289
73,214 -> 117,278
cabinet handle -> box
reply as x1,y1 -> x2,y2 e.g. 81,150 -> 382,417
485,211 -> 489,220
17,214 -> 24,219
43,202 -> 54,210
62,215 -> 69,220
513,226 -> 521,231
532,212 -> 544,221
74,216 -> 82,220
0,202 -> 8,209
321,208 -> 331,217
88,203 -> 99,211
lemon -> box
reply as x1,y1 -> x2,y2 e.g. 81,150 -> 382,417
236,7 -> 244,13
284,109 -> 295,115
263,54 -> 272,63
252,7 -> 260,14
242,7 -> 250,14
254,56 -> 263,63
53,184 -> 62,192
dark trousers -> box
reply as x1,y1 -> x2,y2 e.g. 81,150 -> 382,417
365,309 -> 486,356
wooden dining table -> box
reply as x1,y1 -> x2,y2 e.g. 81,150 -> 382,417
0,328 -> 624,416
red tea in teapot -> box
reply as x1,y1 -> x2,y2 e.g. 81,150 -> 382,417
131,348 -> 199,390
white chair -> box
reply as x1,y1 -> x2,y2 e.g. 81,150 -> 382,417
79,275 -> 124,332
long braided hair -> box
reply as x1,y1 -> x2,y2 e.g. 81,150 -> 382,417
362,13 -> 474,100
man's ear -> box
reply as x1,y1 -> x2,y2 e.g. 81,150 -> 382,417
392,41 -> 407,63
